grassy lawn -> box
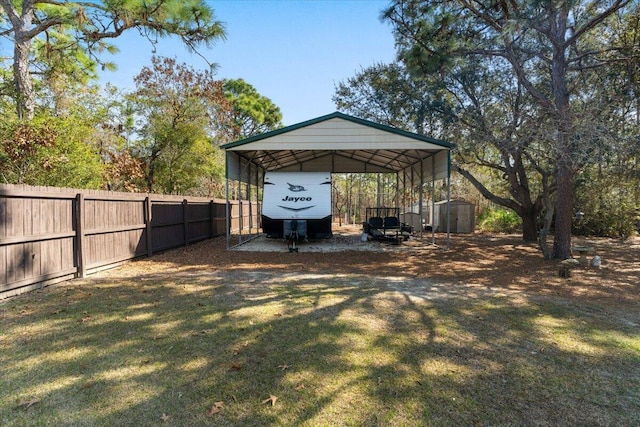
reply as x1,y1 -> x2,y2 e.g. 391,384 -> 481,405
1,236 -> 639,426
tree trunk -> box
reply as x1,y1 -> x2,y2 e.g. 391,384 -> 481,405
521,210 -> 538,242
553,161 -> 574,258
12,11 -> 36,120
538,200 -> 554,260
550,6 -> 574,259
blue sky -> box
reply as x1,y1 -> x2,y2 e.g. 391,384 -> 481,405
98,0 -> 397,126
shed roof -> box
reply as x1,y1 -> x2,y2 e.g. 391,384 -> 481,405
221,112 -> 453,178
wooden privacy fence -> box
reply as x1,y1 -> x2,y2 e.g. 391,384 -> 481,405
0,184 -> 260,299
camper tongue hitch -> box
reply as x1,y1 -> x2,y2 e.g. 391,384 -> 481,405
284,219 -> 307,253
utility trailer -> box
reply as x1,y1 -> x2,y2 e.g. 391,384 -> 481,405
363,207 -> 413,244
261,172 -> 332,240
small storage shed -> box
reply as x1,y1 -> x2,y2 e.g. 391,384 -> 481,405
432,200 -> 475,233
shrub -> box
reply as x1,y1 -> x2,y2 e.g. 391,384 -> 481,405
478,207 -> 522,233
575,171 -> 639,239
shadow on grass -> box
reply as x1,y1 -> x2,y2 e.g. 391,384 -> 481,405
2,263 -> 639,426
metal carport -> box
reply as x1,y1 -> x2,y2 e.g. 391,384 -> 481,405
220,112 -> 454,249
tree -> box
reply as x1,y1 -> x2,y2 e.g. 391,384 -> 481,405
220,78 -> 283,141
73,84 -> 145,192
383,0 -> 639,259
129,56 -> 231,194
0,0 -> 225,120
334,60 -> 555,243
448,59 -> 556,244
0,113 -> 104,188
334,62 -> 451,136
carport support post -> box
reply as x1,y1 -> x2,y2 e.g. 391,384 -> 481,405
419,158 -> 424,238
395,174 -> 400,209
431,156 -> 436,245
402,168 -> 413,224
238,198 -> 243,245
411,166 -> 415,231
255,168 -> 261,234
396,169 -> 407,220
247,162 -> 253,237
225,153 -> 230,250
446,151 -> 451,250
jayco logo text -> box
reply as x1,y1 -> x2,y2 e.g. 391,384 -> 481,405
282,196 -> 312,202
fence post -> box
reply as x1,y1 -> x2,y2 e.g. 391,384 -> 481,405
145,196 -> 153,257
75,193 -> 86,278
209,200 -> 215,238
183,199 -> 188,245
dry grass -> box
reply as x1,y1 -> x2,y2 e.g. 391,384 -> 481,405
1,230 -> 639,426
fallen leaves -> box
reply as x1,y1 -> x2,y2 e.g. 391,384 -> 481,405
233,340 -> 249,355
208,401 -> 224,416
262,395 -> 278,406
206,394 -> 280,415
160,413 -> 171,422
18,307 -> 32,316
16,398 -> 40,410
82,380 -> 95,389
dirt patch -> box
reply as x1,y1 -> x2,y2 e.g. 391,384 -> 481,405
232,225 -> 414,253
93,224 -> 639,317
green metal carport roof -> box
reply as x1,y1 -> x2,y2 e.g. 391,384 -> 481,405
220,111 -> 454,248
221,111 -> 453,179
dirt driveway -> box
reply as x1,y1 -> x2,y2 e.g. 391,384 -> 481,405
95,225 -> 640,321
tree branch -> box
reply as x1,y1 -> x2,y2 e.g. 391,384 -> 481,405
565,0 -> 630,48
0,0 -> 20,25
453,164 -> 522,213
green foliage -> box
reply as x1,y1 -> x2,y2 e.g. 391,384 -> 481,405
130,56 -> 231,194
333,62 -> 451,136
0,114 -> 104,188
143,121 -> 216,194
197,148 -> 226,198
0,67 -> 14,101
331,173 -> 398,225
221,78 -> 283,141
46,115 -> 106,189
575,173 -> 640,239
477,207 -> 522,233
2,0 -> 226,118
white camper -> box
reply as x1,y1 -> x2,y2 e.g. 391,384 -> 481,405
262,172 -> 332,239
